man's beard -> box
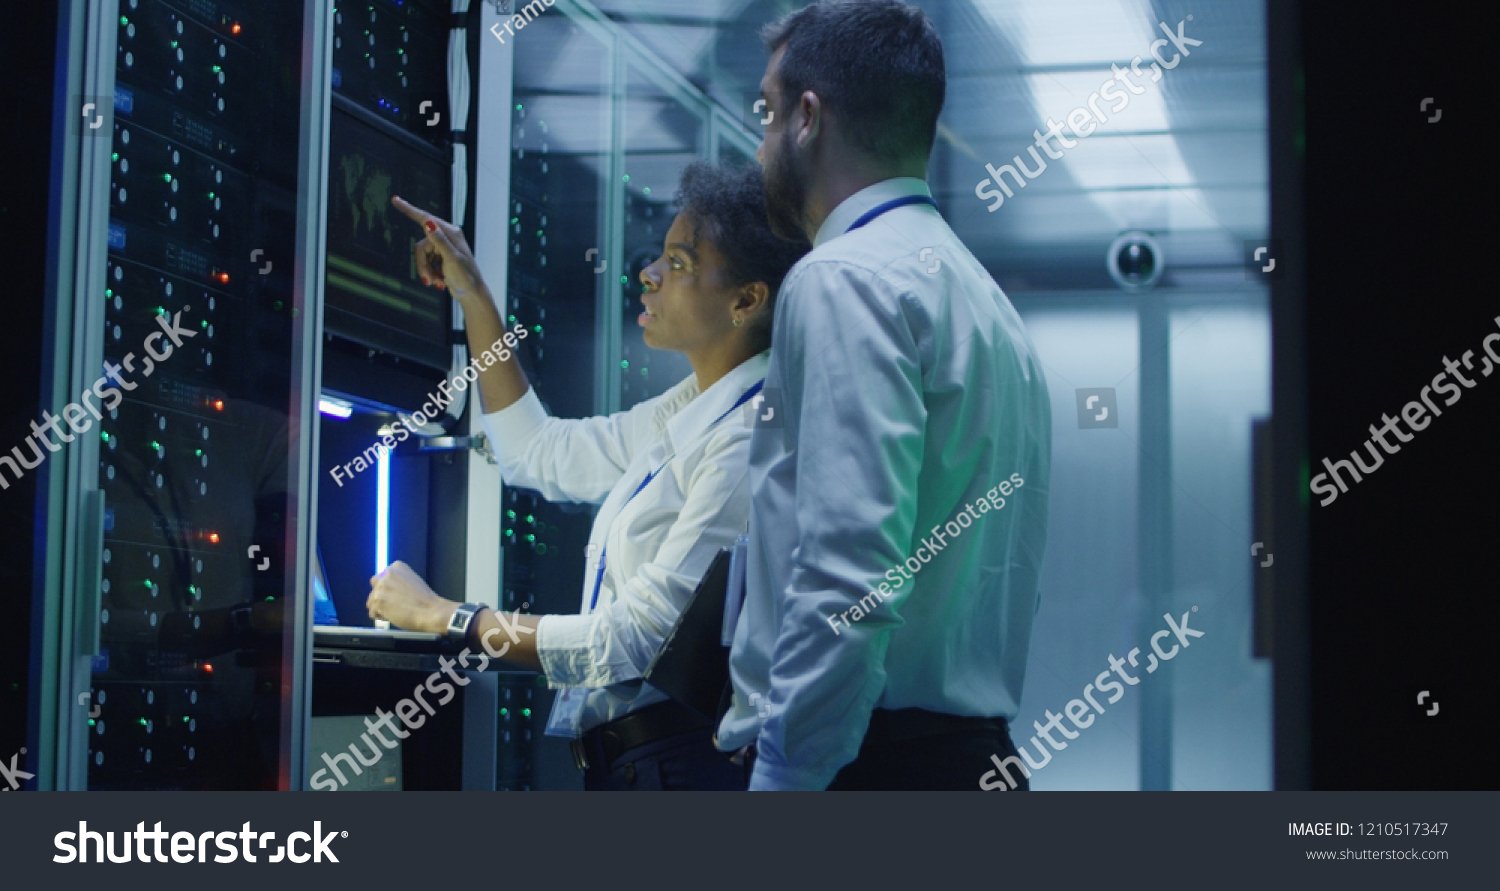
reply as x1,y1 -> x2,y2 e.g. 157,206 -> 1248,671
764,129 -> 808,242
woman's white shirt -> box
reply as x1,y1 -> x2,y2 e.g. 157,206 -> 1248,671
479,351 -> 768,737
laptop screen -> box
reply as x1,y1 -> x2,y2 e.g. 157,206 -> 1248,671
312,548 -> 341,626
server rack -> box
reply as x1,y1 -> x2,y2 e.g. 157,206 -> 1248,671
32,0 -> 759,791
39,0 -> 330,790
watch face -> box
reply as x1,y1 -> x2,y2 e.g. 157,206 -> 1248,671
449,605 -> 473,635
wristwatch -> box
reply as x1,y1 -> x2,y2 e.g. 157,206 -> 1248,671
445,602 -> 490,645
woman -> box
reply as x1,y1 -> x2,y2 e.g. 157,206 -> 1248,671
367,162 -> 809,790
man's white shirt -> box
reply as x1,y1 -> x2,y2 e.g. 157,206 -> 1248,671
481,352 -> 768,737
716,178 -> 1053,790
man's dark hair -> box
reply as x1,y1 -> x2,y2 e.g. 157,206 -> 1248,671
762,0 -> 945,164
676,161 -> 810,336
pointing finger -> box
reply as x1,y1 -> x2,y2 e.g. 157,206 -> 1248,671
391,194 -> 435,228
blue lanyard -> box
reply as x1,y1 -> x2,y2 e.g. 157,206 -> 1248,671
587,379 -> 764,611
845,194 -> 939,233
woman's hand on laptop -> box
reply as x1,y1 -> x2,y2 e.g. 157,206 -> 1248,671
366,560 -> 454,633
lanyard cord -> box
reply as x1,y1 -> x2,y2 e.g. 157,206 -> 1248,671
587,379 -> 764,611
845,194 -> 939,233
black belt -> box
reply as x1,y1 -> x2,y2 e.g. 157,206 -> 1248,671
570,699 -> 712,772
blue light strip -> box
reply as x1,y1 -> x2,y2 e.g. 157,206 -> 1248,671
318,396 -> 353,419
375,445 -> 390,573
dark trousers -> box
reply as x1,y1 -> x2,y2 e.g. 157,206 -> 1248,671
826,708 -> 1029,791
581,725 -> 746,791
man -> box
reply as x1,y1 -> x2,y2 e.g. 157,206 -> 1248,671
717,0 -> 1053,791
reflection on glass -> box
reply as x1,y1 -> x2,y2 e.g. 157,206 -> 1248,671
619,64 -> 706,408
89,3 -> 309,789
503,10 -> 613,790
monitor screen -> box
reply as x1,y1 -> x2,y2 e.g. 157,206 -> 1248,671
325,102 -> 452,370
312,547 -> 340,626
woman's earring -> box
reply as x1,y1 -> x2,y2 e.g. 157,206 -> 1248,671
732,315 -> 742,328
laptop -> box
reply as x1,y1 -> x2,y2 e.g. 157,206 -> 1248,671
312,548 -> 464,653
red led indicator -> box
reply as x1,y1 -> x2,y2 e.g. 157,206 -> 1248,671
207,532 -> 221,544
215,272 -> 230,284
212,399 -> 225,412
230,22 -> 241,35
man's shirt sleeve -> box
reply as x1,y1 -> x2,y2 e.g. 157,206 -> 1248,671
750,261 -> 927,791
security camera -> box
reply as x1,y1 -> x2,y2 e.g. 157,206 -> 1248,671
1107,231 -> 1164,291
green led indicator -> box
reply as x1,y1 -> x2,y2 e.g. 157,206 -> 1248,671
207,191 -> 216,199
643,187 -> 652,196
200,320 -> 208,329
150,440 -> 161,451
622,174 -> 631,183
143,580 -> 154,590
619,275 -> 629,285
525,534 -> 535,543
525,514 -> 534,524
138,717 -> 148,726
162,173 -> 172,183
514,103 -> 523,111
105,288 -> 114,297
507,314 -> 517,324
211,65 -> 222,73
532,324 -> 542,334
194,449 -> 203,457
521,708 -> 532,717
100,432 -> 111,442
506,509 -> 516,520
111,152 -> 119,162
619,360 -> 630,370
500,707 -> 509,716
120,16 -> 129,25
